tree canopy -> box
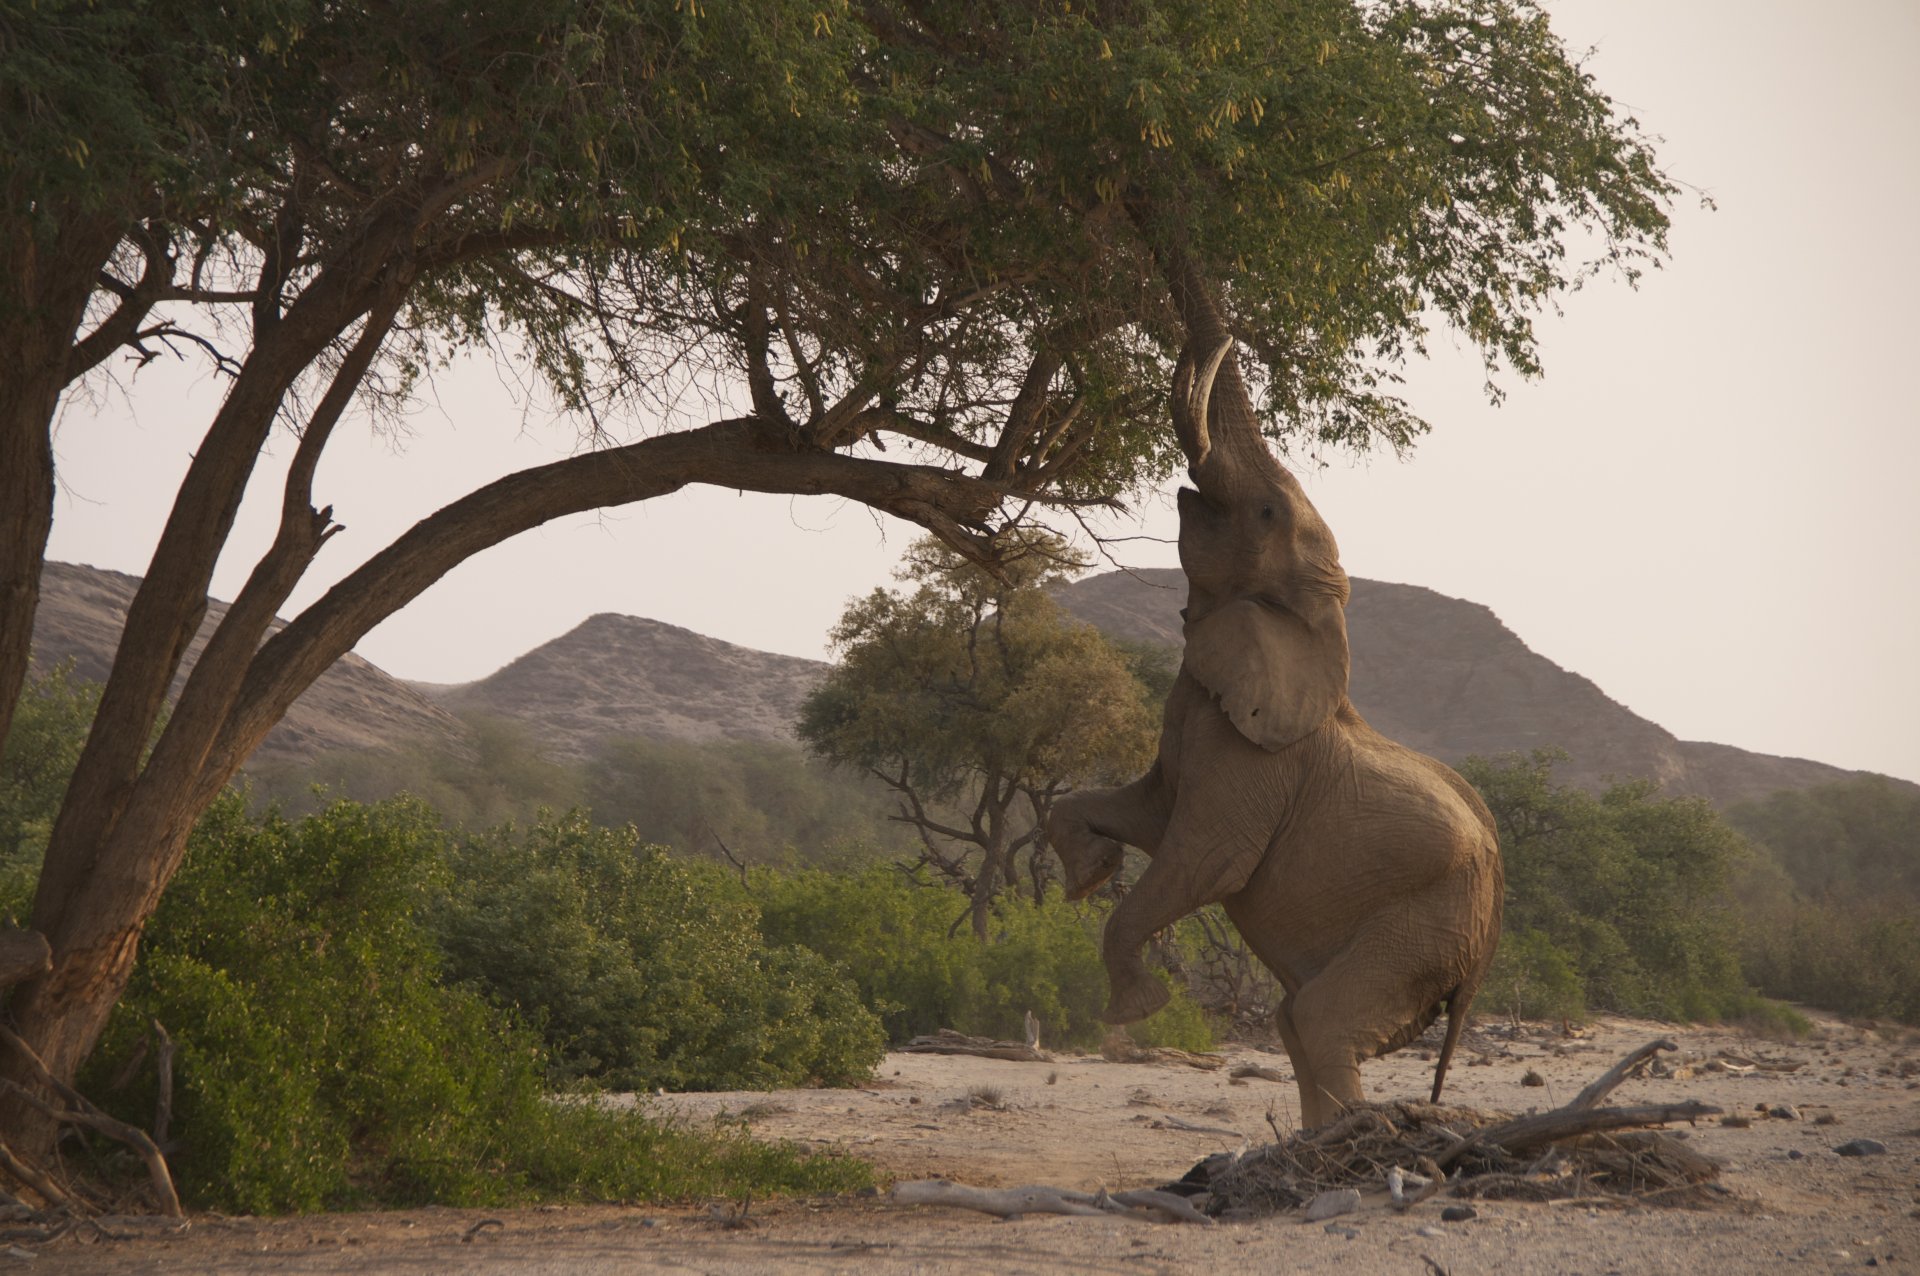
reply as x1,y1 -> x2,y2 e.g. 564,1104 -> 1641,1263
0,0 -> 1676,1161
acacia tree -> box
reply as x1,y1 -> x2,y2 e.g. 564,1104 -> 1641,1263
1,0 -> 1673,1164
799,533 -> 1158,938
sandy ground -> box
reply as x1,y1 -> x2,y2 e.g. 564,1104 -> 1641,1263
22,1015 -> 1920,1273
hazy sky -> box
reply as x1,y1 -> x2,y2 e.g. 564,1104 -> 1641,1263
46,0 -> 1920,784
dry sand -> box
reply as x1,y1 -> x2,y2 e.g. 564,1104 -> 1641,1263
25,1015 -> 1920,1273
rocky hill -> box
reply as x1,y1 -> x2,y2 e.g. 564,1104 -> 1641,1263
26,561 -> 1889,808
1050,568 -> 1859,807
423,612 -> 826,760
28,561 -> 462,765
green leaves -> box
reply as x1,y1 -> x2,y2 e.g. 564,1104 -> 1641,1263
434,813 -> 887,1090
1462,749 -> 1758,1023
801,531 -> 1158,803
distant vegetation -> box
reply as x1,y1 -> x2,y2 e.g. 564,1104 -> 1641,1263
1726,777 -> 1920,1023
1460,750 -> 1791,1029
8,664 -> 1917,1211
246,716 -> 919,866
798,532 -> 1160,936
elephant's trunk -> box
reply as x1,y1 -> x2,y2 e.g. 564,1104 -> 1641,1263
1161,246 -> 1300,502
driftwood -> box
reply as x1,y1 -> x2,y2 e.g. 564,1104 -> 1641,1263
1228,1063 -> 1290,1083
1434,1038 -> 1711,1171
899,1029 -> 1048,1063
1101,1032 -> 1225,1070
0,1026 -> 182,1218
1570,1038 -> 1676,1110
893,1179 -> 1212,1225
1211,1039 -> 1729,1216
1148,1113 -> 1242,1137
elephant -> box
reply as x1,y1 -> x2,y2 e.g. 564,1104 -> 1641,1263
1047,330 -> 1503,1131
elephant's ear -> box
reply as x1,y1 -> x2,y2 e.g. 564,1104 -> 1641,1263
1183,598 -> 1349,750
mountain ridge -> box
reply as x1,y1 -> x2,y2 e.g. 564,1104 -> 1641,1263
27,560 -> 1894,808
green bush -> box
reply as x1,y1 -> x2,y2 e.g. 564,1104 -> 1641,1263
1479,927 -> 1587,1023
1461,750 -> 1785,1025
433,814 -> 886,1091
1740,898 -> 1920,1024
756,867 -> 1215,1052
84,794 -> 869,1211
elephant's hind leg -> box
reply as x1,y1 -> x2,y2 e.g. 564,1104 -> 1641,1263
1282,932 -> 1439,1129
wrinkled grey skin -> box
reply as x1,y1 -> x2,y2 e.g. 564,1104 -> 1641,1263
1047,333 -> 1503,1130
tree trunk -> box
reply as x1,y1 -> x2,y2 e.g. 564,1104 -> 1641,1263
0,213 -> 125,749
0,410 -> 1015,1155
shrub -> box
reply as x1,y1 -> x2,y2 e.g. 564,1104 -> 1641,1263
1479,927 -> 1587,1023
1740,898 -> 1920,1024
1461,750 -> 1787,1025
756,867 -> 1215,1052
83,794 -> 870,1211
433,814 -> 886,1090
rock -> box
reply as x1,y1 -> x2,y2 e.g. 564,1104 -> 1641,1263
1440,1205 -> 1478,1223
1834,1139 -> 1888,1157
1322,1223 -> 1358,1239
1304,1189 -> 1361,1222
1417,1225 -> 1445,1238
1769,1104 -> 1801,1120
1787,1149 -> 1805,1160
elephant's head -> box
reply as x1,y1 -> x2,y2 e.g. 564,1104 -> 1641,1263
1172,338 -> 1352,751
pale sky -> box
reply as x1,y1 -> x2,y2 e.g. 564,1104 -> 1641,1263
46,0 -> 1920,785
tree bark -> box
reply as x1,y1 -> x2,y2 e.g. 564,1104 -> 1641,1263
0,213 -> 126,750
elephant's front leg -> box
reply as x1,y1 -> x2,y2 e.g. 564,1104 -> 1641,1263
1100,813 -> 1264,1024
1047,765 -> 1173,901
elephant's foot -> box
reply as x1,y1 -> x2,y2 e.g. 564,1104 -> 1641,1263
1101,970 -> 1171,1025
1059,837 -> 1125,901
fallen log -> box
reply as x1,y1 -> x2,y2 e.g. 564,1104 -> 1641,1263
1101,1032 -> 1225,1070
892,1179 -> 1212,1224
1228,1063 -> 1289,1083
898,1029 -> 1048,1062
899,1011 -> 1051,1062
1436,1100 -> 1723,1171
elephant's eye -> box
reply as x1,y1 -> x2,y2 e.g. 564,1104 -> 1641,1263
1260,503 -> 1274,520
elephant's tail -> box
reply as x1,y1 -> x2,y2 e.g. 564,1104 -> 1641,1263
1432,843 -> 1503,1103
1429,983 -> 1475,1104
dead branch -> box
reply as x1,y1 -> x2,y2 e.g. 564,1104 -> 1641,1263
1569,1038 -> 1678,1111
892,1180 -> 1109,1219
898,1029 -> 1049,1062
892,1179 -> 1211,1224
1101,1032 -> 1225,1071
150,1021 -> 174,1148
0,1027 -> 181,1218
1228,1064 -> 1290,1084
1148,1114 -> 1242,1137
1437,1100 -> 1723,1170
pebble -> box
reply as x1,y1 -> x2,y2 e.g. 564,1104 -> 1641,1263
1787,1149 -> 1805,1160
1304,1189 -> 1361,1222
1834,1139 -> 1888,1157
1322,1224 -> 1358,1239
1416,1225 -> 1445,1238
1769,1104 -> 1801,1120
1440,1205 -> 1478,1223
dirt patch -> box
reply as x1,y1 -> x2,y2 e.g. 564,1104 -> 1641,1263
21,1015 -> 1920,1273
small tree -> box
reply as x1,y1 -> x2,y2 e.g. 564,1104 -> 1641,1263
799,532 -> 1157,937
